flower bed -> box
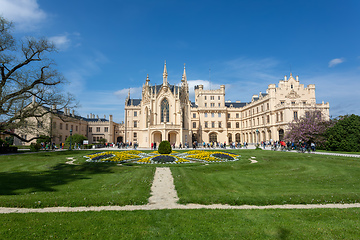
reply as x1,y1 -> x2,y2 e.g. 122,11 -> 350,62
84,150 -> 239,164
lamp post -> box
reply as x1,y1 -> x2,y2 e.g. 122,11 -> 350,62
70,129 -> 73,150
256,129 -> 259,145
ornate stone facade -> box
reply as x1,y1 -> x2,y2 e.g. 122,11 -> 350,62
125,63 -> 330,147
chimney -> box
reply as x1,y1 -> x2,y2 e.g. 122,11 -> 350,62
72,110 -> 75,116
109,115 -> 113,121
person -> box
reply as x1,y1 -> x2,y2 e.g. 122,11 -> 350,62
151,142 -> 154,150
311,142 -> 316,151
179,142 -> 182,149
153,142 -> 156,150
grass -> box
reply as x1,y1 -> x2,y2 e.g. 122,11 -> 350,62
1,208 -> 360,239
1,149 -> 360,238
171,150 -> 360,205
0,150 -> 155,207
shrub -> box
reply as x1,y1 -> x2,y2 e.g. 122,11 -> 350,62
30,143 -> 41,152
158,140 -> 172,154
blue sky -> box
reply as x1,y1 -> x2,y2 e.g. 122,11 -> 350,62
1,0 -> 359,122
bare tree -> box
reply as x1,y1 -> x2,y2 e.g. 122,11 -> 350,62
0,16 -> 76,142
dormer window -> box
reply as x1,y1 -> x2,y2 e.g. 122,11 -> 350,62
291,85 -> 293,89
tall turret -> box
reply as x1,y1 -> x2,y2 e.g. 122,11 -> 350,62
163,61 -> 168,86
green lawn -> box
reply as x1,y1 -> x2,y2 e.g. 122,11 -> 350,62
1,208 -> 360,239
0,151 -> 155,207
171,150 -> 360,205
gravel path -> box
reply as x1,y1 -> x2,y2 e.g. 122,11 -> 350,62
1,167 -> 360,214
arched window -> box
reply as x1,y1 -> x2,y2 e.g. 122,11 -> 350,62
209,133 -> 217,143
235,133 -> 241,142
161,98 -> 169,122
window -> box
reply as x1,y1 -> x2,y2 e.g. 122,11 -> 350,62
209,133 -> 217,143
280,112 -> 283,122
60,123 -> 63,130
267,103 -> 269,110
134,121 -> 137,128
193,113 -> 196,118
205,121 -> 208,128
212,121 -> 215,128
292,101 -> 295,105
66,124 -> 68,130
75,126 -> 78,131
303,101 -> 307,105
71,125 -> 73,130
133,132 -> 137,138
89,127 -> 92,132
205,103 -> 207,107
235,133 -> 241,142
227,122 -> 231,128
59,135 -> 62,141
211,103 -> 215,107
211,113 -> 215,117
281,101 -> 284,105
236,113 -> 239,118
93,137 -> 96,142
294,111 -> 298,120
227,113 -> 230,118
236,122 -> 239,128
218,113 -> 221,118
193,122 -> 196,128
161,98 -> 169,122
96,127 -> 100,132
218,103 -> 221,107
134,111 -> 137,117
218,96 -> 220,100
205,96 -> 207,100
267,115 -> 270,123
218,121 -> 222,128
205,113 -> 208,117
291,84 -> 293,89
104,127 -> 108,132
53,122 -> 56,129
210,96 -> 214,100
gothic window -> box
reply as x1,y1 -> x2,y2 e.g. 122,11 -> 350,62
161,98 -> 169,122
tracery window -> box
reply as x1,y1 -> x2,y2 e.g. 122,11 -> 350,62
161,98 -> 169,122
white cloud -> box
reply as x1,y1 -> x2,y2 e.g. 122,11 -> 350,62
114,87 -> 142,99
328,58 -> 345,68
0,0 -> 47,31
48,35 -> 71,50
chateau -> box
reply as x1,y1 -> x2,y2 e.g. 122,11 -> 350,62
14,63 -> 329,147
124,63 -> 329,148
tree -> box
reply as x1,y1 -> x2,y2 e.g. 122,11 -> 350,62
65,134 -> 87,145
36,135 -> 51,144
0,17 -> 75,142
158,140 -> 172,154
325,114 -> 360,152
284,110 -> 331,147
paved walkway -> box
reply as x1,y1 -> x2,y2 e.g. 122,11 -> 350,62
1,167 -> 360,214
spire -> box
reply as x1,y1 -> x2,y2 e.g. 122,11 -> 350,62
146,74 -> 150,85
182,63 -> 187,82
163,60 -> 168,85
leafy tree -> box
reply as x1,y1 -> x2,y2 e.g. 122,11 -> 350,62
325,114 -> 360,152
285,110 -> 331,147
65,134 -> 87,145
98,138 -> 107,145
36,135 -> 51,144
158,140 -> 172,154
0,16 -> 76,142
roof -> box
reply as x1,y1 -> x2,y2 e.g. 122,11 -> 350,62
225,102 -> 248,108
126,99 -> 141,106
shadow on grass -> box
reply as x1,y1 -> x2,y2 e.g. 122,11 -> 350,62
0,162 -> 115,195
